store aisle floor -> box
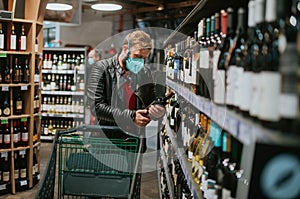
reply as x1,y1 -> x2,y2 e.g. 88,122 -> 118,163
0,122 -> 160,199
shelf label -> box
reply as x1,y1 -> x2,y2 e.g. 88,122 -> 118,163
21,117 -> 28,122
239,122 -> 254,145
2,86 -> 9,91
21,85 -> 28,90
20,180 -> 28,186
1,119 -> 8,124
1,152 -> 8,158
0,52 -> 7,58
0,184 -> 6,190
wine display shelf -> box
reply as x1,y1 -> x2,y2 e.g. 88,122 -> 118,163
159,132 -> 175,199
41,113 -> 85,118
41,90 -> 85,96
0,0 -> 47,195
41,47 -> 88,141
42,69 -> 85,75
166,79 -> 297,146
163,121 -> 204,199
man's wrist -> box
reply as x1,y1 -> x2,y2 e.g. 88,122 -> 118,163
131,110 -> 136,122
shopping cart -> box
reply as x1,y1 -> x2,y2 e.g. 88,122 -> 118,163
35,125 -> 142,199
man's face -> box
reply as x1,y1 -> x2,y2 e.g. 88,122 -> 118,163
129,47 -> 151,60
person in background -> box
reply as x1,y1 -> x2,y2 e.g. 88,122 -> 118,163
87,30 -> 166,152
87,49 -> 101,124
88,48 -> 101,65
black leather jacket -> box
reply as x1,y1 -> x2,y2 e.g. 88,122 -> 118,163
87,54 -> 156,140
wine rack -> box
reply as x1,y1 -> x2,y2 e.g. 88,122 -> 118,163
161,0 -> 300,198
0,0 -> 47,195
40,47 -> 88,141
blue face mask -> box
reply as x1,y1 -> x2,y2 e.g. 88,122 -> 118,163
88,58 -> 95,65
126,57 -> 144,74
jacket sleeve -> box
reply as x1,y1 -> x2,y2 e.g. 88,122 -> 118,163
88,60 -> 135,125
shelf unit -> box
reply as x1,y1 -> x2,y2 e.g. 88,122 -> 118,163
0,0 -> 47,195
160,0 -> 300,198
40,47 -> 88,141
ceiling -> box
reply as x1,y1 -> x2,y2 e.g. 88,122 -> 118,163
44,0 -> 199,29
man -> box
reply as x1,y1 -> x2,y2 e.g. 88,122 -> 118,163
87,49 -> 102,124
87,30 -> 165,152
88,48 -> 101,65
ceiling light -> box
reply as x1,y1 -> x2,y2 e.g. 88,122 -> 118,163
91,3 -> 122,11
46,3 -> 73,11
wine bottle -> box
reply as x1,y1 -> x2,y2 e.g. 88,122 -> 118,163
13,120 -> 20,148
227,7 -> 248,109
13,57 -> 20,83
147,91 -> 175,109
10,24 -> 17,51
21,121 -> 29,146
19,25 -> 26,51
3,95 -> 10,116
217,8 -> 235,71
256,0 -> 281,122
20,153 -> 27,179
0,23 -> 4,50
2,155 -> 10,182
33,147 -> 39,176
4,59 -> 11,83
15,91 -> 23,115
14,152 -> 20,180
23,58 -> 30,83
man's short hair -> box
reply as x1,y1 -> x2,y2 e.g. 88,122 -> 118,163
123,30 -> 153,51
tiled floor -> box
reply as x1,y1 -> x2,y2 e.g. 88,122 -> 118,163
0,123 -> 161,199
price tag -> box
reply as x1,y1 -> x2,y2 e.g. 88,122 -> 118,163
20,180 -> 28,186
19,150 -> 26,155
228,116 -> 238,137
1,152 -> 8,158
2,86 -> 9,91
0,184 -> 6,190
0,52 -> 7,58
21,85 -> 28,90
1,119 -> 8,124
21,117 -> 28,122
204,102 -> 211,117
239,122 -> 254,145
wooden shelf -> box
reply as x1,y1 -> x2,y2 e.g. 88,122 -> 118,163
0,0 -> 47,195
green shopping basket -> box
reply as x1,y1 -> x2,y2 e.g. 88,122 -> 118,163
35,125 -> 143,199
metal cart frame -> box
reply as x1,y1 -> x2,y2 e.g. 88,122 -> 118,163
35,125 -> 142,199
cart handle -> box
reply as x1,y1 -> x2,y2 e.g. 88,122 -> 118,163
56,124 -> 138,140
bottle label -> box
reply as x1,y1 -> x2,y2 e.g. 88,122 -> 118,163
13,133 -> 20,143
200,50 -> 210,69
44,128 -> 49,135
0,34 -> 4,49
14,169 -> 19,179
213,70 -> 225,104
20,168 -> 27,178
20,35 -> 26,50
10,34 -> 16,50
279,93 -> 298,118
0,134 -> 2,143
257,72 -> 281,121
17,101 -> 23,110
3,107 -> 10,116
22,132 -> 29,142
33,100 -> 37,109
36,99 -> 40,108
3,171 -> 9,182
4,134 -> 10,144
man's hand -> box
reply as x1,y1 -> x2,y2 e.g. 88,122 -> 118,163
148,104 -> 166,120
134,109 -> 151,127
